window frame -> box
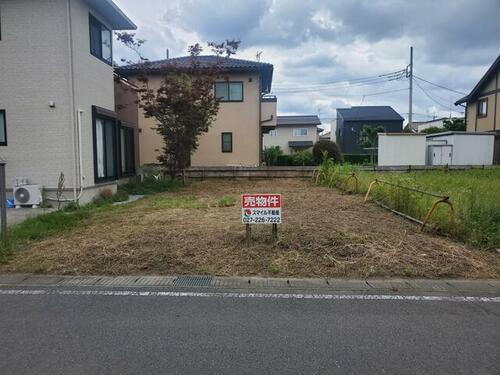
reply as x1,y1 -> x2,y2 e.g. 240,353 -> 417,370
215,81 -> 244,102
293,128 -> 308,137
0,110 -> 7,146
88,14 -> 112,65
477,98 -> 488,118
119,124 -> 136,177
92,106 -> 119,183
221,132 -> 233,153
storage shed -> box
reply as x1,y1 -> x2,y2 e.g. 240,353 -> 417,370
378,134 -> 427,166
426,131 -> 495,166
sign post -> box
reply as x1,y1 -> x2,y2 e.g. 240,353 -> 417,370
242,194 -> 281,244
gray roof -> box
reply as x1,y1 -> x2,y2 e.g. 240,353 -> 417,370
455,54 -> 500,105
116,55 -> 274,93
86,0 -> 136,30
288,141 -> 314,148
276,115 -> 321,127
337,106 -> 404,121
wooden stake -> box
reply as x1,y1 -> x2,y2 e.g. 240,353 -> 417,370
246,224 -> 251,245
272,223 -> 278,242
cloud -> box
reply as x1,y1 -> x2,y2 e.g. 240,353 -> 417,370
114,0 -> 498,128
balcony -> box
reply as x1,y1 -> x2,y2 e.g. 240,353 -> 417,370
261,96 -> 277,132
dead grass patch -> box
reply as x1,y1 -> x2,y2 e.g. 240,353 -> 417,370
1,178 -> 499,279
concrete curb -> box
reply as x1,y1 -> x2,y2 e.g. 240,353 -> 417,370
0,273 -> 498,296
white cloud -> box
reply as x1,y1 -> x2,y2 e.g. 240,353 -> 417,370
114,0 -> 499,131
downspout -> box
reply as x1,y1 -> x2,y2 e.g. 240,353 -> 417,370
66,0 -> 78,201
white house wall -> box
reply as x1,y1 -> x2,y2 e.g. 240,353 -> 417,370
70,0 -> 115,188
263,125 -> 318,154
0,0 -> 74,189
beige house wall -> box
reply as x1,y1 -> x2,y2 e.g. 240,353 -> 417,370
135,72 -> 269,167
468,70 -> 499,132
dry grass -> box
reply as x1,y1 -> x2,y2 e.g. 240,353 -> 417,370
1,178 -> 499,279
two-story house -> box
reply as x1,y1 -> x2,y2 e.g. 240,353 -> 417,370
455,54 -> 500,163
0,0 -> 137,204
334,106 -> 404,154
116,56 -> 277,167
263,115 -> 321,154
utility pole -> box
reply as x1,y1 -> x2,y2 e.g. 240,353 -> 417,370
408,46 -> 413,128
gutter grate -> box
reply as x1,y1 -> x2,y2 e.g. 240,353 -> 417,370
173,275 -> 213,287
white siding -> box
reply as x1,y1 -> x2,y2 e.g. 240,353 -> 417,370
378,135 -> 427,166
426,134 -> 494,166
70,0 -> 115,188
0,0 -> 74,188
263,126 -> 318,154
0,0 -> 120,202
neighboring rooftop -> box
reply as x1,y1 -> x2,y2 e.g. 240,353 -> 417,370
276,115 -> 322,127
116,55 -> 274,93
337,106 -> 404,121
455,54 -> 500,105
86,0 -> 137,30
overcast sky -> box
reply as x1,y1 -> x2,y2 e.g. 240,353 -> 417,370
114,0 -> 499,131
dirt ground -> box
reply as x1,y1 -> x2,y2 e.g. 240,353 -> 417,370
2,178 -> 499,278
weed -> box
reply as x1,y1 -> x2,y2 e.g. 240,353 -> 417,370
216,195 -> 236,207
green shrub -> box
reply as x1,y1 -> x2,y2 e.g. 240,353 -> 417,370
312,140 -> 342,164
342,154 -> 372,165
121,176 -> 181,195
263,146 -> 283,166
290,150 -> 315,166
276,154 -> 293,166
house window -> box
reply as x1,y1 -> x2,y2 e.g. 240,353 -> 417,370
293,128 -> 308,136
93,110 -> 117,182
269,130 -> 277,136
0,110 -> 6,146
89,14 -> 112,64
215,82 -> 243,102
477,98 -> 488,117
120,126 -> 135,175
221,132 -> 232,152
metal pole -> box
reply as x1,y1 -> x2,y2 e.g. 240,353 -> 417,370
408,46 -> 413,128
0,162 -> 7,237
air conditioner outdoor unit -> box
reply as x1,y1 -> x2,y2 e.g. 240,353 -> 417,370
13,185 -> 42,208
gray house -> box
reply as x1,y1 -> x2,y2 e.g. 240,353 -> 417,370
334,106 -> 404,154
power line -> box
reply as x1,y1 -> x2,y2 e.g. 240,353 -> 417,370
414,79 -> 463,114
272,78 -> 405,94
414,75 -> 467,96
272,69 -> 406,90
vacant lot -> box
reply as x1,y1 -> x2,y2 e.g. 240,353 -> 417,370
320,166 -> 500,247
1,179 -> 499,278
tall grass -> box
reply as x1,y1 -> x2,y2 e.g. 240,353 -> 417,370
316,163 -> 500,248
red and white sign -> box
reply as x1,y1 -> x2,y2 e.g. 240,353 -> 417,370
242,194 -> 281,224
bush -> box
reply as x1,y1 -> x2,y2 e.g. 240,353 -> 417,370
342,154 -> 372,165
263,146 -> 283,166
312,140 -> 342,164
276,154 -> 293,166
290,150 -> 315,166
99,188 -> 113,200
121,176 -> 181,195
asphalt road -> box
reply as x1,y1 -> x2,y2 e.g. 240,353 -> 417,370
0,288 -> 498,374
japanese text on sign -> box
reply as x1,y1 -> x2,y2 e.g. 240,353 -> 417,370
242,194 -> 281,224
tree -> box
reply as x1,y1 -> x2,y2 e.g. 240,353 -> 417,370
359,125 -> 385,148
116,33 -> 240,180
420,126 -> 443,134
443,117 -> 465,131
312,140 -> 342,164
